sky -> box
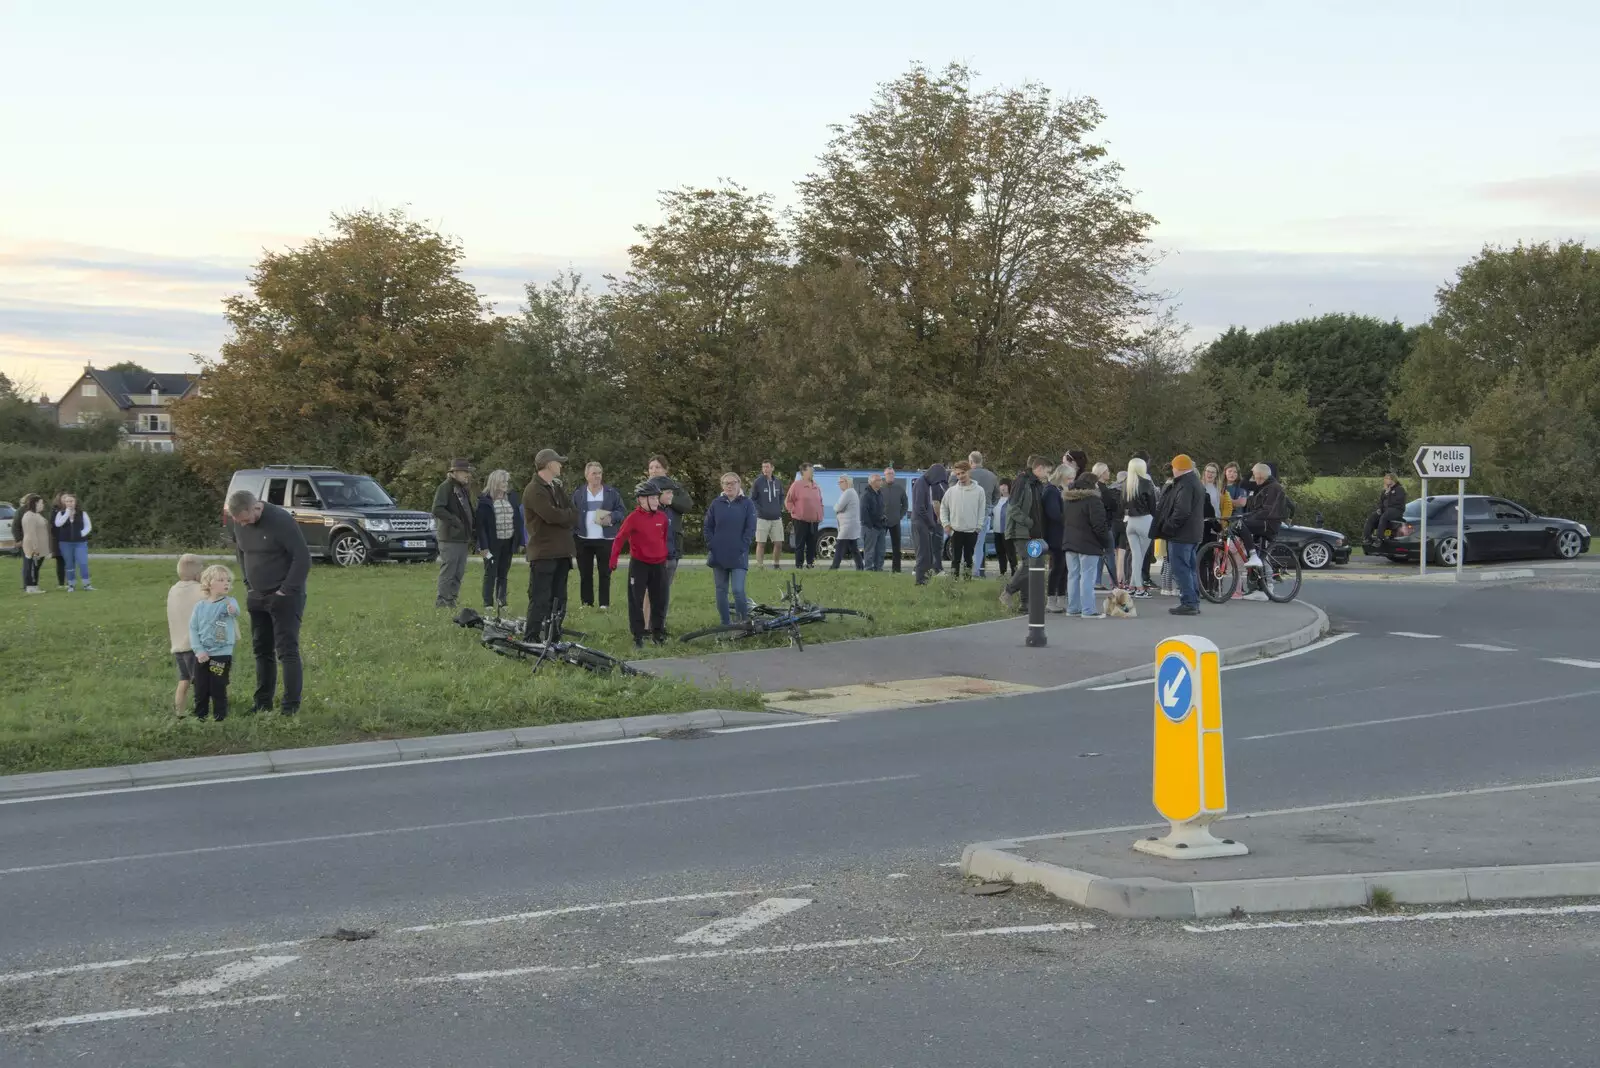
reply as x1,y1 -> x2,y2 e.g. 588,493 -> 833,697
2,0 -> 1596,399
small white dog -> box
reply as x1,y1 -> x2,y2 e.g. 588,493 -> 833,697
1102,587 -> 1137,618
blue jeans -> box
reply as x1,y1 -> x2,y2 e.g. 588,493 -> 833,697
977,514 -> 992,575
1170,541 -> 1199,607
1066,552 -> 1098,615
712,566 -> 748,625
60,541 -> 90,586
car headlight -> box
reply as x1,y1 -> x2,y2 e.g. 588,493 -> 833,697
1334,537 -> 1345,546
428,517 -> 438,532
360,518 -> 391,532
1580,524 -> 1590,537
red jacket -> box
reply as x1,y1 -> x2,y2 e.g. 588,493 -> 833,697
785,479 -> 824,523
611,507 -> 670,570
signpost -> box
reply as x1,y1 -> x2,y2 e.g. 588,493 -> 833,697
1133,635 -> 1247,859
1024,538 -> 1047,648
1412,445 -> 1472,579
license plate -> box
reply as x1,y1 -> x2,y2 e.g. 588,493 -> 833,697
401,540 -> 427,548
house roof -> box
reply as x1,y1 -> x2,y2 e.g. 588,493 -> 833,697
82,368 -> 200,409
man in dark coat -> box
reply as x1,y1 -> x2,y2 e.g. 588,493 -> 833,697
1362,471 -> 1408,549
880,467 -> 908,573
861,473 -> 890,572
1153,454 -> 1207,616
523,449 -> 577,638
1000,456 -> 1051,612
431,458 -> 476,608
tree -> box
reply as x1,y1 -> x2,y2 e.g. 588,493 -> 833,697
1201,364 -> 1317,482
606,184 -> 788,493
1110,313 -> 1214,468
174,209 -> 495,486
104,361 -> 153,376
0,372 -> 14,400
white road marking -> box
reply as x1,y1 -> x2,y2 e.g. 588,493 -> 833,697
1458,643 -> 1516,652
399,886 -> 814,934
0,737 -> 659,807
1239,687 -> 1600,741
709,719 -> 834,734
0,775 -> 918,876
0,941 -> 306,985
674,898 -> 812,946
1088,633 -> 1358,690
404,922 -> 1097,983
1389,631 -> 1441,638
1185,903 -> 1600,934
1544,657 -> 1600,669
0,995 -> 287,1035
155,955 -> 298,997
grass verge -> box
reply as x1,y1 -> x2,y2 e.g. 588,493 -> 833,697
0,560 -> 1007,774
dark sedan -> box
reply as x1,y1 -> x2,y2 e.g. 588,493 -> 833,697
1274,521 -> 1353,570
1376,494 -> 1590,566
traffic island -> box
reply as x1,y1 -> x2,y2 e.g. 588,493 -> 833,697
961,776 -> 1600,919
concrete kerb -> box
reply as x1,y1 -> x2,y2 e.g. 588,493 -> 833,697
0,708 -> 799,799
1051,600 -> 1331,692
961,842 -> 1600,920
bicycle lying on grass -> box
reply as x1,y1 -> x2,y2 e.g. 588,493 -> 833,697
677,576 -> 872,651
453,608 -> 647,677
1197,517 -> 1303,604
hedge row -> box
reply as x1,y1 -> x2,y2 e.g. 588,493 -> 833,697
0,445 -> 224,548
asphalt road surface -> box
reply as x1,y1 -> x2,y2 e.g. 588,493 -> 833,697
4,578 -> 1599,1065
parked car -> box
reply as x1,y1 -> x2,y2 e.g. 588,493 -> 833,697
808,468 -> 999,562
1273,521 -> 1352,570
0,501 -> 16,556
222,466 -> 438,566
1375,494 -> 1590,566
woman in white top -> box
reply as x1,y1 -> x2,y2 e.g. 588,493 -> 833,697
830,475 -> 863,570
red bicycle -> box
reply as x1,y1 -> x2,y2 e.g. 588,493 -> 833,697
1198,518 -> 1302,603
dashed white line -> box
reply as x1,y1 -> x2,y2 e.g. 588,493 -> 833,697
1184,903 -> 1600,934
155,955 -> 299,997
398,887 -> 814,934
709,720 -> 834,734
0,995 -> 287,1035
1544,657 -> 1600,670
0,941 -> 307,985
1388,631 -> 1441,639
1240,687 -> 1600,741
1458,643 -> 1516,653
943,922 -> 1095,937
673,898 -> 813,946
1088,633 -> 1359,690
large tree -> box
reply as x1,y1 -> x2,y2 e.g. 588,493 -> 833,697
175,209 -> 495,486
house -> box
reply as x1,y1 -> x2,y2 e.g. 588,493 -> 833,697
54,365 -> 201,452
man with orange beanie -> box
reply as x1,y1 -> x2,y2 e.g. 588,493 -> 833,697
1152,453 -> 1206,615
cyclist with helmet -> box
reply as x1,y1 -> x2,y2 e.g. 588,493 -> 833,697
611,480 -> 672,648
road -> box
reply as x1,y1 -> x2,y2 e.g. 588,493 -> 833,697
4,578 -> 1600,1064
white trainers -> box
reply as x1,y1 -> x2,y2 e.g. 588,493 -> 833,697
1082,611 -> 1107,619
1245,552 -> 1263,569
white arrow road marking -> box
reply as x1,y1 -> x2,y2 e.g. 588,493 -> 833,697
156,955 -> 298,997
1545,657 -> 1600,669
674,897 -> 813,946
1161,666 -> 1186,709
0,995 -> 287,1035
1458,643 -> 1515,652
1389,631 -> 1441,639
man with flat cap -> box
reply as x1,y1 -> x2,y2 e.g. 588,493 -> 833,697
523,448 -> 577,638
431,457 -> 476,609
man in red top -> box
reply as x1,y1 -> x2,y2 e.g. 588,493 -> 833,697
611,480 -> 672,648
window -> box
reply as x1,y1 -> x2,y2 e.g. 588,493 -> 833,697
1463,498 -> 1494,520
266,479 -> 288,506
290,479 -> 320,509
138,413 -> 171,433
1491,500 -> 1528,522
81,382 -> 98,398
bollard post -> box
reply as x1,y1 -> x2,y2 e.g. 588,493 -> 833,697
1025,539 -> 1047,647
1132,634 -> 1247,859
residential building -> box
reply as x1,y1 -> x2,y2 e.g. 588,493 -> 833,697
54,365 -> 201,452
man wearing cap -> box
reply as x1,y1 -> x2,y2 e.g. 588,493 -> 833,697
523,449 -> 578,638
1152,453 -> 1207,616
431,458 -> 476,609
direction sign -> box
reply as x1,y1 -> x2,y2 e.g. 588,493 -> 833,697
1155,653 -> 1194,724
1025,539 -> 1046,559
1413,444 -> 1472,479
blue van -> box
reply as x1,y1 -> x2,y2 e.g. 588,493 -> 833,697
809,468 -> 996,562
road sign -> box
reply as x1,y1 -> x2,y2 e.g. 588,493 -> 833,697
1413,444 -> 1472,479
1025,539 -> 1046,559
1134,635 -> 1247,860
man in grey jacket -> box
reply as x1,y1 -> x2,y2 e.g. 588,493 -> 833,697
229,489 -> 311,715
880,467 -> 908,573
431,458 -> 475,608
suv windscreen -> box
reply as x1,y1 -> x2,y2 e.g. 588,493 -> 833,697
312,476 -> 395,509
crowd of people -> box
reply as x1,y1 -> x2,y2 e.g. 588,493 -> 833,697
11,491 -> 95,593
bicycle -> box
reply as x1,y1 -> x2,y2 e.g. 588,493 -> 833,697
677,576 -> 871,651
453,607 -> 647,677
1197,517 -> 1302,604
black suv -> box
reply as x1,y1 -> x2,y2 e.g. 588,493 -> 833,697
223,466 -> 438,566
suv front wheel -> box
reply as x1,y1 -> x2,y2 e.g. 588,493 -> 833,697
330,532 -> 370,567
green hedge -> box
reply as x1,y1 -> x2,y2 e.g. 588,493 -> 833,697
0,445 -> 224,548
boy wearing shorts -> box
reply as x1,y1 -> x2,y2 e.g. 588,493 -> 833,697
166,554 -> 206,717
190,564 -> 241,722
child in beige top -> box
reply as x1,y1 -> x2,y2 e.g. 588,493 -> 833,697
166,554 -> 207,717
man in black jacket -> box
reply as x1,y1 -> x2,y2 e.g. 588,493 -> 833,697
1153,454 -> 1206,616
1362,471 -> 1408,549
1239,462 -> 1289,569
229,489 -> 312,714
1000,456 -> 1051,611
431,458 -> 475,608
751,461 -> 786,570
880,467 -> 909,573
861,473 -> 890,572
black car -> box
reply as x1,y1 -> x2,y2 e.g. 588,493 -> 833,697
1373,494 -> 1590,566
1272,521 -> 1353,570
223,466 -> 438,566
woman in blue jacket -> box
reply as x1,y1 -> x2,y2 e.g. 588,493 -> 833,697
703,473 -> 758,626
475,470 -> 527,609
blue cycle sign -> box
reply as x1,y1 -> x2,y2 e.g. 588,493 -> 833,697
1155,653 -> 1194,723
1026,539 -> 1046,559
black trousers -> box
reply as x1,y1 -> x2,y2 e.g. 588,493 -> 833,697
21,555 -> 40,589
575,537 -> 613,607
996,536 -> 1017,575
527,557 -> 572,639
482,537 -> 516,607
53,553 -> 64,586
1237,516 -> 1274,555
194,655 -> 233,721
947,530 -> 978,577
1142,544 -> 1155,586
628,560 -> 667,639
248,589 -> 304,712
1047,547 -> 1068,595
793,521 -> 819,568
1364,508 -> 1403,542
887,522 -> 903,572
830,537 -> 862,570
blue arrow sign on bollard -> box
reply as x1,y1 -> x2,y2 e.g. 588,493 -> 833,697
1155,653 -> 1194,723
1026,539 -> 1046,559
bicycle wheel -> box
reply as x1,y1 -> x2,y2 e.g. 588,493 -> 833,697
1196,542 -> 1236,604
678,622 -> 762,643
818,608 -> 870,622
566,646 -> 643,677
1263,542 -> 1302,603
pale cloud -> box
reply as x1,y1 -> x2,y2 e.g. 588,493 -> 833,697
1478,172 -> 1600,217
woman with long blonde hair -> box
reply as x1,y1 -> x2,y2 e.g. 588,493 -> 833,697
474,469 -> 526,610
1122,457 -> 1158,598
